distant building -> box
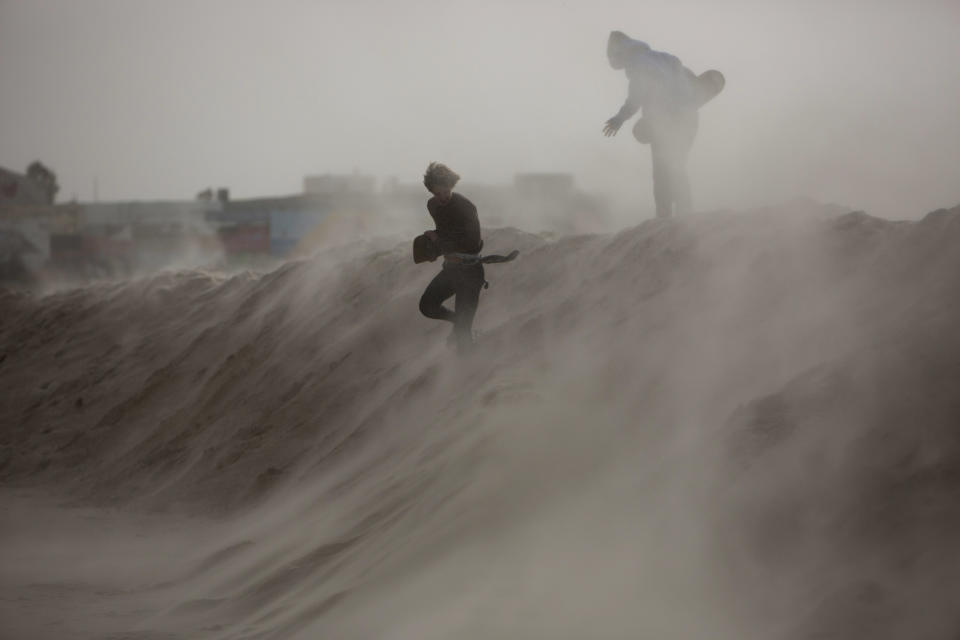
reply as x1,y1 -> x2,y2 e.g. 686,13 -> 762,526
0,167 -> 611,285
79,200 -> 220,272
213,185 -> 382,258
0,227 -> 40,282
379,171 -> 609,234
0,166 -> 72,281
209,195 -> 295,257
304,173 -> 377,195
514,173 -> 575,197
0,166 -> 50,207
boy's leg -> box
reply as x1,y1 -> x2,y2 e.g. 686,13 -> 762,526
674,159 -> 692,215
651,143 -> 673,218
419,269 -> 456,322
673,113 -> 698,215
452,265 -> 485,350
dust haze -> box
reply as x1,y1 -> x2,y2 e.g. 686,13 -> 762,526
2,1 -> 960,639
2,0 -> 959,218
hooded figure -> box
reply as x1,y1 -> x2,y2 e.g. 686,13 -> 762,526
603,31 -> 724,218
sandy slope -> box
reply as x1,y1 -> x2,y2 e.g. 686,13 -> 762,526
1,203 -> 959,639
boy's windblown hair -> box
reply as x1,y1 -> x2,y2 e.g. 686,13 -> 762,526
423,162 -> 461,191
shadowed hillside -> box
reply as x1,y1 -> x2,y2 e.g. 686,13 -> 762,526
2,203 -> 959,639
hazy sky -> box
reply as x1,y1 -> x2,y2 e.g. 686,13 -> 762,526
1,0 -> 958,218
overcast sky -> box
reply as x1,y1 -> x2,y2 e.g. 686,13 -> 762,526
1,0 -> 958,218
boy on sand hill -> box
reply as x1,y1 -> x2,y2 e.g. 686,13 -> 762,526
416,162 -> 485,353
603,30 -> 725,219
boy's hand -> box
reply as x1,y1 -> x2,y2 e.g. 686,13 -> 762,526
603,116 -> 624,137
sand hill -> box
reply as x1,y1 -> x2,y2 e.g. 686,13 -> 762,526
2,203 -> 959,639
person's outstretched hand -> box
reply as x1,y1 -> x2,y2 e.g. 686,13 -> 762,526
603,116 -> 624,137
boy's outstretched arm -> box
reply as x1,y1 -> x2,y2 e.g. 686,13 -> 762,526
603,84 -> 641,136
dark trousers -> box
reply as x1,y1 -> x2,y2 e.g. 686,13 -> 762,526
649,110 -> 698,218
419,263 -> 485,350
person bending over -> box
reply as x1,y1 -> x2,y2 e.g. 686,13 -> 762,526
603,30 -> 724,218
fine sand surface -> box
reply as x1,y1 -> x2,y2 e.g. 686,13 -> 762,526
2,203 -> 960,639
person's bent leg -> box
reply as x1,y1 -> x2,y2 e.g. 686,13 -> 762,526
419,269 -> 456,322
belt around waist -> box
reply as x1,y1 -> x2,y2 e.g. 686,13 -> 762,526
443,252 -> 481,265
444,250 -> 520,266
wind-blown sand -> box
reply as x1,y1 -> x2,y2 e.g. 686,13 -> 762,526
2,203 -> 959,639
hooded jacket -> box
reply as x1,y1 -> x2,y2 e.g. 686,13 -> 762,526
609,32 -> 700,122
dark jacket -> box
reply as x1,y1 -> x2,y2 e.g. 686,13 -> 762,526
427,192 -> 483,255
